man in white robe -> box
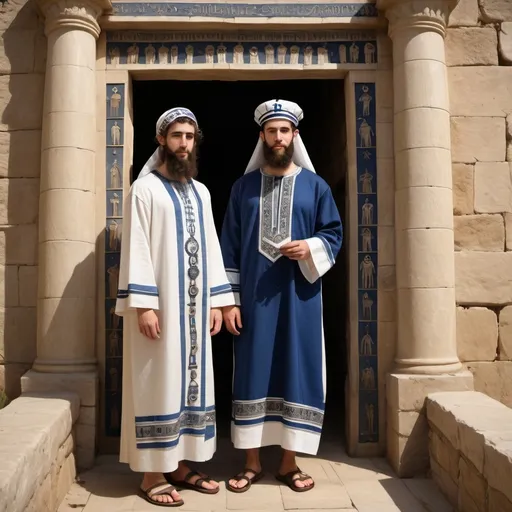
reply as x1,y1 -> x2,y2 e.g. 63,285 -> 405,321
116,107 -> 235,507
221,100 -> 343,494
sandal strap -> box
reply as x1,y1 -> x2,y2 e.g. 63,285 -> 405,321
184,470 -> 201,482
143,482 -> 176,498
233,468 -> 259,482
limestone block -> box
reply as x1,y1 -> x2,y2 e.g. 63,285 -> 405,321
479,0 -> 512,22
431,430 -> 459,483
484,440 -> 512,504
0,178 -> 39,225
396,147 -> 453,190
453,164 -> 474,215
387,372 -> 474,412
394,59 -> 450,113
38,241 -> 94,299
40,147 -> 95,193
39,189 -> 95,244
396,228 -> 455,288
488,487 -> 512,512
19,265 -> 37,307
377,159 -> 394,227
431,457 -> 458,506
451,117 -> 506,163
500,23 -> 512,64
454,214 -> 505,251
0,74 -> 44,131
21,370 -> 98,407
37,298 -> 95,363
397,287 -> 458,364
395,108 -> 450,153
457,307 -> 498,361
386,421 -> 430,477
378,290 -> 396,322
0,265 -> 18,308
446,28 -> 499,66
34,26 -> 47,74
474,162 -> 512,213
0,307 -> 36,364
466,361 -> 512,407
449,67 -> 512,117
0,29 -> 36,74
0,0 -> 39,30
499,306 -> 512,360
459,456 -> 487,512
0,130 -> 41,178
0,362 -> 31,401
396,186 -> 453,230
0,224 -> 38,265
448,0 -> 479,26
455,252 -> 512,305
427,391 -> 512,474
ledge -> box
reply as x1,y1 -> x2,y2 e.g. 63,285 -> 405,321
426,391 -> 512,511
0,392 -> 80,512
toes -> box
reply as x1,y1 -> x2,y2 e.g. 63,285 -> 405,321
171,490 -> 181,502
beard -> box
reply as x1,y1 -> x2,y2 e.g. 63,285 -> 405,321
262,139 -> 294,169
159,144 -> 198,179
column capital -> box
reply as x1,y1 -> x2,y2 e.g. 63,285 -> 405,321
37,0 -> 112,38
376,0 -> 458,37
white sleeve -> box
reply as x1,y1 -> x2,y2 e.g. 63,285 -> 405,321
115,191 -> 159,315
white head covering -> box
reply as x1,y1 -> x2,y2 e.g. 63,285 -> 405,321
139,107 -> 199,179
245,99 -> 315,174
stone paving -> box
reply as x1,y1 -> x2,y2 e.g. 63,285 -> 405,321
58,437 -> 453,512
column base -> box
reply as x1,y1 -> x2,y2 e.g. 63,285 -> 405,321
22,370 -> 99,470
394,358 -> 462,375
386,371 -> 474,477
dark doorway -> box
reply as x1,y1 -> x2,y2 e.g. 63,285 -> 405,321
132,79 -> 348,443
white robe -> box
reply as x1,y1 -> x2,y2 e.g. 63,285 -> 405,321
116,172 -> 234,473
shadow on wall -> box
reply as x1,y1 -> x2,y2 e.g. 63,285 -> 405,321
0,0 -> 46,403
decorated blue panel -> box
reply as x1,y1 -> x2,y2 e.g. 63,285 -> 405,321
355,82 -> 378,443
105,83 -> 125,437
106,40 -> 378,66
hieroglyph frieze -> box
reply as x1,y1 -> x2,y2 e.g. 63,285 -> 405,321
107,30 -> 377,43
110,2 -> 378,18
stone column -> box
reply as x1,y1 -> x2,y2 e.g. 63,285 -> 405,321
22,0 -> 111,469
376,0 -> 474,476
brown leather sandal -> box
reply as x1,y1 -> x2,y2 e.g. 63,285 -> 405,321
165,470 -> 220,495
276,468 -> 315,492
227,468 -> 265,493
139,482 -> 184,507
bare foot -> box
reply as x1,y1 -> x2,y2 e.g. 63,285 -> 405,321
141,472 -> 182,504
169,462 -> 219,491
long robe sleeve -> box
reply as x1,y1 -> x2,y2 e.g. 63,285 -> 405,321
116,191 -> 159,315
220,182 -> 241,306
204,191 -> 235,308
299,187 -> 343,284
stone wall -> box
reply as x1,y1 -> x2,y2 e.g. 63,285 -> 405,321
0,0 -> 45,402
426,391 -> 512,512
448,0 -> 512,407
0,393 -> 79,512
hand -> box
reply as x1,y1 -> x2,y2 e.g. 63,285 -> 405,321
210,308 -> 223,336
223,306 -> 242,335
137,308 -> 161,340
280,240 -> 311,261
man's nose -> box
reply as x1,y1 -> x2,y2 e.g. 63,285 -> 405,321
180,135 -> 188,146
